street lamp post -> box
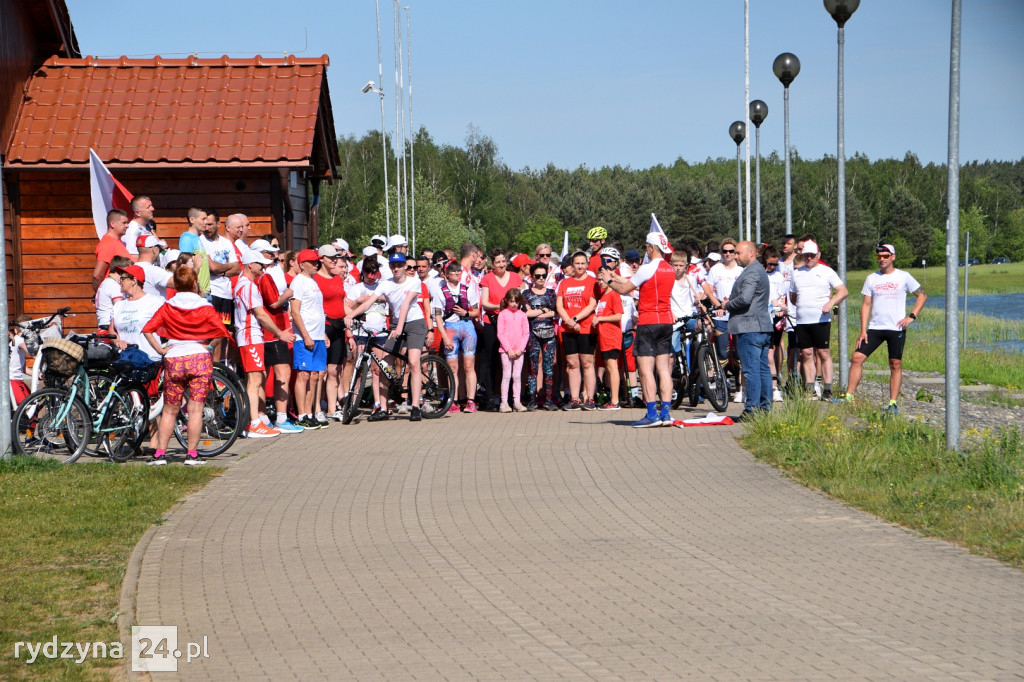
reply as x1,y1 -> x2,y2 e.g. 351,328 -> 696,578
749,100 -> 768,245
945,0 -> 963,452
824,0 -> 859,391
362,81 -> 390,236
773,53 -> 800,236
729,121 -> 746,242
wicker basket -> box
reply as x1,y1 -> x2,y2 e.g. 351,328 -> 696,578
40,338 -> 84,378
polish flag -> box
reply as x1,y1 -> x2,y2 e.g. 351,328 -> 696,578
142,292 -> 230,341
89,149 -> 133,240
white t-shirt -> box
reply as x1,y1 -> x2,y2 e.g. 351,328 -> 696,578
94,277 -> 123,328
200,234 -> 238,299
620,293 -> 637,334
378,277 -> 424,325
862,269 -> 922,331
767,269 -> 792,330
670,275 -> 698,320
122,220 -> 151,256
137,261 -> 172,300
290,274 -> 326,341
346,281 -> 390,334
9,335 -> 27,381
706,262 -> 743,321
791,264 -> 844,325
111,294 -> 164,361
234,276 -> 265,347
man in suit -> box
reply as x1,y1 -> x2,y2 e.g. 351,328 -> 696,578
722,241 -> 773,420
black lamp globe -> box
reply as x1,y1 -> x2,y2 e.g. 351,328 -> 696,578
729,121 -> 746,145
772,53 -> 801,88
824,0 -> 860,28
749,100 -> 768,128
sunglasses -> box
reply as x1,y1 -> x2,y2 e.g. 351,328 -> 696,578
118,274 -> 135,282
721,249 -> 736,254
536,252 -> 552,258
765,262 -> 779,268
533,271 -> 548,278
876,253 -> 893,259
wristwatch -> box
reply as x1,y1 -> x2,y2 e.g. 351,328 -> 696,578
571,316 -> 578,323
908,312 -> 916,320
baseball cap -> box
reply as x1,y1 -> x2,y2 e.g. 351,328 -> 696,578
370,234 -> 387,248
178,231 -> 199,254
388,252 -> 408,264
624,249 -> 642,262
510,253 -> 536,269
332,238 -> 350,253
164,248 -> 181,264
297,248 -> 320,264
250,238 -> 279,253
876,243 -> 896,256
242,250 -> 273,265
362,245 -> 378,258
386,234 -> 408,250
645,232 -> 673,253
136,234 -> 161,249
317,244 -> 339,258
114,264 -> 146,284
801,240 -> 820,255
707,252 -> 722,263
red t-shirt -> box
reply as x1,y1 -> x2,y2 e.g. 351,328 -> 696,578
314,273 -> 347,319
595,291 -> 624,352
630,258 -> 675,326
95,233 -> 134,278
480,271 -> 523,324
417,281 -> 432,329
257,272 -> 289,331
587,253 -> 603,274
557,276 -> 599,334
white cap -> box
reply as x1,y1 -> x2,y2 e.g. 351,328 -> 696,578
242,250 -> 273,265
370,234 -> 387,248
707,252 -> 722,262
362,245 -> 378,258
332,238 -> 350,252
250,238 -> 279,253
386,234 -> 408,250
801,240 -> 819,255
645,231 -> 673,253
317,244 -> 339,258
164,249 -> 181,264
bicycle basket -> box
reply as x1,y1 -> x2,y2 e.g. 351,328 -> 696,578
40,338 -> 84,378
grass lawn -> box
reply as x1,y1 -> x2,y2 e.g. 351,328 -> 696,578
0,457 -> 218,681
740,400 -> 1024,569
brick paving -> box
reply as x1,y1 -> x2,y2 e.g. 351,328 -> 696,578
131,404 -> 1024,680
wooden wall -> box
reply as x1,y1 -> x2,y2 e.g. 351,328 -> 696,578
6,167 -> 310,329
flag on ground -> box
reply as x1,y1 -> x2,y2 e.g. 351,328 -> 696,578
89,149 -> 133,240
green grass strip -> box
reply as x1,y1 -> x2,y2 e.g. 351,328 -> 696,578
740,401 -> 1024,569
0,457 -> 218,680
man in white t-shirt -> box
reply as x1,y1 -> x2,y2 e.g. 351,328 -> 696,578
135,235 -> 172,299
842,243 -> 926,413
199,212 -> 240,358
789,239 -> 848,400
123,196 -> 156,256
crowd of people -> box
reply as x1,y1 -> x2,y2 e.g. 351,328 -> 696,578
68,194 -> 929,463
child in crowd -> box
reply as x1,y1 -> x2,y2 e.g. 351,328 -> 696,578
496,288 -> 529,413
9,315 -> 31,405
594,269 -> 624,410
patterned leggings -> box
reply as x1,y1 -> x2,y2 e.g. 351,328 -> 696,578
526,335 -> 557,404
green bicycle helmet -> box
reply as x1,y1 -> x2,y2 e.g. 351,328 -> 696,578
587,226 -> 608,241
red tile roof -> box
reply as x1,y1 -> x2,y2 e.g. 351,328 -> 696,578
5,55 -> 338,175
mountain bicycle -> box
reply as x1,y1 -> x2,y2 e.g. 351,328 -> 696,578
671,305 -> 730,412
341,320 -> 455,424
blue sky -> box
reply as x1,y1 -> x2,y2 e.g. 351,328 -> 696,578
66,0 -> 1024,171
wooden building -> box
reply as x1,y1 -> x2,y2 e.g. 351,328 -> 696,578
1,2 -> 340,329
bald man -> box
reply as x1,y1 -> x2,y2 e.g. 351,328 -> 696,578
722,241 -> 773,420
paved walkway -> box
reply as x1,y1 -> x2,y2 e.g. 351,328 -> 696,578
129,403 -> 1024,680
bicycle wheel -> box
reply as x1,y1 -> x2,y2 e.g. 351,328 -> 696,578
418,354 -> 455,418
101,384 -> 149,463
82,370 -> 117,457
12,388 -> 92,464
671,352 -> 688,409
342,357 -> 368,424
172,368 -> 245,457
697,344 -> 729,412
214,362 -> 250,427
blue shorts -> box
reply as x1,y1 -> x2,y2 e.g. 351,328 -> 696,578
442,319 -> 477,360
293,339 -> 327,372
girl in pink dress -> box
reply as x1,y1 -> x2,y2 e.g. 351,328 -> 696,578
496,288 -> 530,413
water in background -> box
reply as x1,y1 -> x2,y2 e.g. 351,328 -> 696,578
924,293 -> 1024,352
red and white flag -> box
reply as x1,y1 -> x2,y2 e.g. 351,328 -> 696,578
142,292 -> 230,341
89,149 -> 133,240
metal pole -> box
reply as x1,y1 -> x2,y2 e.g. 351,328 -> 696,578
0,152 -> 11,459
743,0 -> 752,241
405,6 -> 416,256
736,144 -> 743,241
945,0 -> 962,452
397,3 -> 408,243
374,0 -> 390,236
392,0 -> 402,239
962,231 -> 969,345
755,125 -> 762,244
836,23 -> 849,390
784,85 -> 792,235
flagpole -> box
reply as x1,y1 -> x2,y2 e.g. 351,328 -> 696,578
0,151 -> 11,459
744,0 -> 752,241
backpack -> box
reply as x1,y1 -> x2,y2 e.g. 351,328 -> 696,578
441,281 -> 470,320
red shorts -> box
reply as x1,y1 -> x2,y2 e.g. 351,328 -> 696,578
10,379 -> 30,405
239,344 -> 266,373
163,352 -> 214,405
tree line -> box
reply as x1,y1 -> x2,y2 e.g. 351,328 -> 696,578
316,125 -> 1024,270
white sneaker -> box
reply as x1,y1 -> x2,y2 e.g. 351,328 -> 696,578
396,403 -> 412,415
813,380 -> 822,399
733,390 -> 745,403
772,388 -> 784,403
183,457 -> 206,466
327,410 -> 344,421
147,457 -> 167,466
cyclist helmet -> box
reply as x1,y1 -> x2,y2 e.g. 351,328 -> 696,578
587,226 -> 608,241
599,247 -> 621,261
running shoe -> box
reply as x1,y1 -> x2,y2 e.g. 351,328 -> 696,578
631,415 -> 663,428
513,403 -> 528,413
298,415 -> 321,429
813,380 -> 822,400
396,403 -> 412,415
581,399 -> 597,411
542,402 -> 559,411
315,411 -> 330,428
563,400 -> 582,411
772,388 -> 784,403
183,457 -> 206,466
659,412 -> 672,426
276,420 -> 304,434
525,400 -> 538,412
410,407 -> 422,422
821,388 -> 833,401
447,402 -> 462,414
499,403 -> 512,413
464,400 -> 478,413
327,410 -> 344,422
598,403 -> 621,411
147,457 -> 167,466
883,400 -> 899,416
367,407 -> 389,422
247,422 -> 281,438
733,390 -> 745,403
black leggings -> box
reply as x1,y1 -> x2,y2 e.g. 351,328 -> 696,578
475,321 -> 499,402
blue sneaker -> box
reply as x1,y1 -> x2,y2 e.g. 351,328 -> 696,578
659,412 -> 672,426
632,415 -> 663,428
275,419 -> 304,434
